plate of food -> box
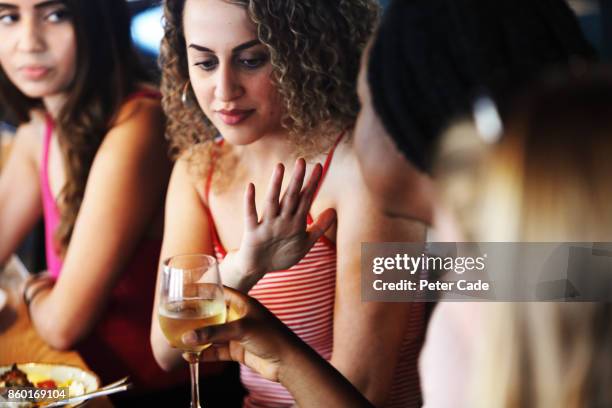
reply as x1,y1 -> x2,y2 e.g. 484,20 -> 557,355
0,363 -> 100,407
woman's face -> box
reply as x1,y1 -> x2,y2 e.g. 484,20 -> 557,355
354,43 -> 434,223
183,0 -> 283,145
0,0 -> 76,99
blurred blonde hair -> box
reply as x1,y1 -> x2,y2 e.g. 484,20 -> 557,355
435,67 -> 612,407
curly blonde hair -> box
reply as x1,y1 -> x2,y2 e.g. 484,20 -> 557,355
160,0 -> 379,177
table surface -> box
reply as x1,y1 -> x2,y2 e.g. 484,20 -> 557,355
0,257 -> 113,408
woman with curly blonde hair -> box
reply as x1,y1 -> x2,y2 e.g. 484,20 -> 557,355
150,0 -> 426,406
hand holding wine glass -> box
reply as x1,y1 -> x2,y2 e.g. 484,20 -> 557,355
158,254 -> 225,408
181,287 -> 374,408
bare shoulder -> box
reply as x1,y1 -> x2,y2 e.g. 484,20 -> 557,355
12,109 -> 47,164
115,91 -> 163,125
323,133 -> 427,240
98,91 -> 166,158
318,133 -> 369,209
171,152 -> 206,198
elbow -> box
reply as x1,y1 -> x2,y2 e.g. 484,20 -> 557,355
31,311 -> 82,351
152,350 -> 176,373
150,333 -> 180,372
43,325 -> 80,351
333,364 -> 390,408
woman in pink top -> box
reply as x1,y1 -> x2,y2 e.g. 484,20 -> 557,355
0,0 -> 181,393
150,0 -> 427,406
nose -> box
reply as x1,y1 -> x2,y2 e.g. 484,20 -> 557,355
16,16 -> 46,53
214,63 -> 243,102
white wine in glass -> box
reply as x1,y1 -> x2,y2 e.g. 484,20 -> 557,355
159,299 -> 226,353
158,254 -> 226,408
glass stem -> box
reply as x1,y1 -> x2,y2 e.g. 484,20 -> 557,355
188,352 -> 202,408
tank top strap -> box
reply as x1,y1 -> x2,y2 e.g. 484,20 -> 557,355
305,130 -> 346,226
41,114 -> 55,189
313,130 -> 346,202
204,139 -> 226,256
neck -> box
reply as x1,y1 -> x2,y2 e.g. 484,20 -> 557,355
235,129 -> 299,174
43,93 -> 68,120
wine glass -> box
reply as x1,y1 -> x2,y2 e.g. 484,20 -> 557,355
158,254 -> 226,408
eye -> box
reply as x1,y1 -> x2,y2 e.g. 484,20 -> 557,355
0,13 -> 19,25
195,57 -> 218,72
237,55 -> 267,70
45,8 -> 71,23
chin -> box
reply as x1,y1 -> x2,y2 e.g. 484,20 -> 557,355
13,83 -> 56,99
217,127 -> 264,145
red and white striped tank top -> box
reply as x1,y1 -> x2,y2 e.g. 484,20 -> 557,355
204,134 -> 424,407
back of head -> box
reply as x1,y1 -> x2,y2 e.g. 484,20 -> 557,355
441,67 -> 612,242
368,0 -> 597,172
437,68 -> 612,407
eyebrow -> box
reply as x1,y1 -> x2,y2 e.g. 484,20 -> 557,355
0,0 -> 65,10
188,39 -> 261,54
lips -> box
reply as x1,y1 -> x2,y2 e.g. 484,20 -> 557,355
216,109 -> 255,126
19,66 -> 51,80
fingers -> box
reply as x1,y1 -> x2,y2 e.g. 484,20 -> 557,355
199,344 -> 232,362
250,159 -> 324,222
222,286 -> 249,321
279,158 -> 306,216
199,342 -> 246,365
296,163 -> 323,216
244,183 -> 258,230
263,164 -> 284,220
182,318 -> 247,347
306,208 -> 337,245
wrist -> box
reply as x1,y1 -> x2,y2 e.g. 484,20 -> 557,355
276,331 -> 313,386
230,249 -> 265,283
23,278 -> 53,310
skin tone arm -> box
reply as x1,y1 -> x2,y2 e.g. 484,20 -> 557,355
183,287 -> 374,408
151,157 -> 336,371
0,116 -> 44,266
27,99 -> 172,350
329,147 -> 426,407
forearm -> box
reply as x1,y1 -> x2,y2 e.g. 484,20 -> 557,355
279,340 -> 373,408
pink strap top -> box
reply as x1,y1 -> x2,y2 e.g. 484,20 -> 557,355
40,113 -> 62,278
38,90 -> 189,391
204,133 -> 424,407
40,89 -> 162,278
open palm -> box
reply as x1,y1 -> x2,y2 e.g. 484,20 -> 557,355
239,158 -> 336,276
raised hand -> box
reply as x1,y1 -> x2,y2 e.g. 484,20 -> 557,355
237,158 -> 336,282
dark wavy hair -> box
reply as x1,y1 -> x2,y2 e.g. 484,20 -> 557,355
161,0 -> 379,174
368,0 -> 597,173
0,0 -> 150,255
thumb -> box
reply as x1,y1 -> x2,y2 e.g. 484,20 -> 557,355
307,208 -> 336,245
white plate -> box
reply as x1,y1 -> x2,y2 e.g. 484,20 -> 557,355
0,363 -> 100,407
